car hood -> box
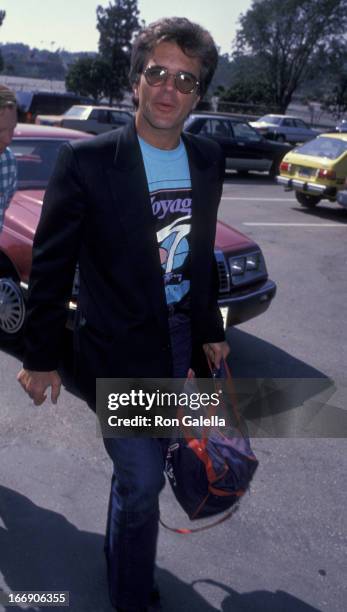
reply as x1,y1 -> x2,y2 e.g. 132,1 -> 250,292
5,190 -> 44,240
5,192 -> 257,252
215,220 -> 256,250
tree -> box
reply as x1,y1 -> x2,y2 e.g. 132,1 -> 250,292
218,55 -> 276,111
318,41 -> 347,118
0,10 -> 6,73
96,0 -> 142,104
65,56 -> 111,102
235,0 -> 347,112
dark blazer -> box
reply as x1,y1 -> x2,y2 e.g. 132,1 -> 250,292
23,120 -> 225,405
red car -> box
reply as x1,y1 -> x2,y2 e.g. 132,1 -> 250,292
0,124 -> 276,343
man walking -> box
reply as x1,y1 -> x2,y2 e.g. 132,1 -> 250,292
18,17 -> 229,611
0,85 -> 17,233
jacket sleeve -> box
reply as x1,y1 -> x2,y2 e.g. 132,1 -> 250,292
199,147 -> 225,344
23,143 -> 86,371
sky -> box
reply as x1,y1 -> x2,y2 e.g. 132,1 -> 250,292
0,0 -> 253,55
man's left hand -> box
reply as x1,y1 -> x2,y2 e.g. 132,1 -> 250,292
202,341 -> 230,370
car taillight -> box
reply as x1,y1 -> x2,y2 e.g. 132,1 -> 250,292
317,168 -> 336,180
280,161 -> 291,172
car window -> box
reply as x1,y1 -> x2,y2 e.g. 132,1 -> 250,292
109,111 -> 129,125
202,119 -> 232,137
97,110 -> 109,123
89,109 -> 99,120
294,119 -> 308,128
11,139 -> 71,189
295,136 -> 347,160
232,122 -> 261,141
282,118 -> 295,127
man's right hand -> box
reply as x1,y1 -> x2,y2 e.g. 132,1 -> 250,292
17,369 -> 62,406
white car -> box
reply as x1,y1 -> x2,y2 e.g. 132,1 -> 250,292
36,105 -> 133,134
250,114 -> 318,144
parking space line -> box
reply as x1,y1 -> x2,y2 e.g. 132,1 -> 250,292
222,196 -> 296,201
243,222 -> 346,227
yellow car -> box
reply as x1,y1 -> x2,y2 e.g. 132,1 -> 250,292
276,133 -> 347,207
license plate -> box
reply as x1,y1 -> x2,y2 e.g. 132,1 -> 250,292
220,306 -> 229,329
298,166 -> 315,178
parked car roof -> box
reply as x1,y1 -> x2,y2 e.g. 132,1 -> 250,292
14,122 -> 91,140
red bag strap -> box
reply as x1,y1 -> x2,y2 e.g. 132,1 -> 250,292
159,502 -> 240,534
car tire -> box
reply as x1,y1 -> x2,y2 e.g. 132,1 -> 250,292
269,161 -> 280,180
295,192 -> 321,208
276,134 -> 286,143
0,276 -> 26,345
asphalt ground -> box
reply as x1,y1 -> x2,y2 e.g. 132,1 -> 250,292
0,173 -> 346,612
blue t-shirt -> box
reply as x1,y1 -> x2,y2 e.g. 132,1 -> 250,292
138,136 -> 192,307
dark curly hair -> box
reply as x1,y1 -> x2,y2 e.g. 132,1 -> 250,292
129,17 -> 218,99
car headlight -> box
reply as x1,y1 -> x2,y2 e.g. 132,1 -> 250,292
228,251 -> 267,286
246,254 -> 259,270
229,256 -> 245,275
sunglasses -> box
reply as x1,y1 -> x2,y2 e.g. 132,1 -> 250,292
143,65 -> 200,94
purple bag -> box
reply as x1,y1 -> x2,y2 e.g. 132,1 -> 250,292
163,359 -> 258,531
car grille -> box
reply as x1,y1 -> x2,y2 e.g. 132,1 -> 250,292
215,251 -> 230,293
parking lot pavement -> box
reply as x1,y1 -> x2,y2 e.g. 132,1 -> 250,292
1,174 -> 346,612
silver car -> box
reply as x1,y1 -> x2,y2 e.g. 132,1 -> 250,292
250,114 -> 318,144
60,105 -> 133,134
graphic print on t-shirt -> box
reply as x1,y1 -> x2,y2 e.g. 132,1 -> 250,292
151,188 -> 192,305
138,135 -> 192,307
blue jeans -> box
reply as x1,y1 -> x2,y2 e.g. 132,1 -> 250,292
103,314 -> 191,610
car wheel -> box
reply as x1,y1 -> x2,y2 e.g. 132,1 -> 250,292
295,192 -> 321,208
0,276 -> 26,344
269,161 -> 280,179
276,134 -> 286,143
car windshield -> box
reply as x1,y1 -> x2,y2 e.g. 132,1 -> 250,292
64,106 -> 89,118
294,136 -> 347,160
12,139 -> 71,189
258,115 -> 282,125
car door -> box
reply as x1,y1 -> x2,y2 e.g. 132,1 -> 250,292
197,118 -> 239,166
280,118 -> 298,142
83,108 -> 108,134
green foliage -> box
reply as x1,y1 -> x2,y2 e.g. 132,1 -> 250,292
235,0 -> 347,111
318,41 -> 347,117
65,56 -> 111,101
96,0 -> 142,103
